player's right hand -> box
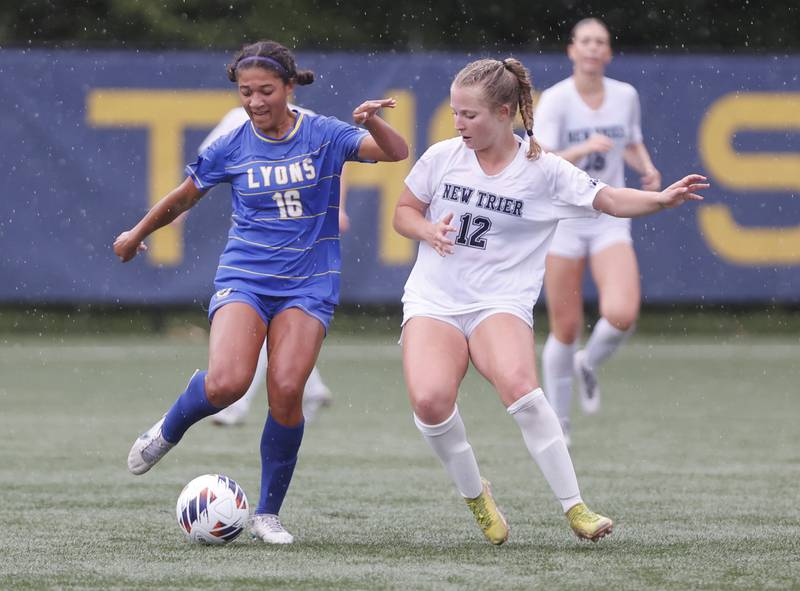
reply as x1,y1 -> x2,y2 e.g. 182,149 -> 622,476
426,212 -> 457,257
583,133 -> 613,154
113,230 -> 148,262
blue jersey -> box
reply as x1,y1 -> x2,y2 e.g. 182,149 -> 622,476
186,111 -> 369,304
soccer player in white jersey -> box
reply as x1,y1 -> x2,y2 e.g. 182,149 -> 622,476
199,105 -> 334,426
116,40 -> 408,544
393,57 -> 706,544
535,18 -> 662,442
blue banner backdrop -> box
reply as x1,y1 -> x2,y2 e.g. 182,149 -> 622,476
1,50 -> 798,305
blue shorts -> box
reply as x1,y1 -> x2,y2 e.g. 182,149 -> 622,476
208,288 -> 335,334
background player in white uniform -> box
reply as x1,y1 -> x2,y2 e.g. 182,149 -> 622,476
535,18 -> 662,442
200,106 -> 334,426
393,57 -> 706,544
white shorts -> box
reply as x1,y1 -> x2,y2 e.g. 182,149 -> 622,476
401,302 -> 533,340
548,213 -> 632,259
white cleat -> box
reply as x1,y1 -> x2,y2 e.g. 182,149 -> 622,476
574,349 -> 601,415
212,400 -> 249,426
251,513 -> 294,544
302,388 -> 332,423
127,417 -> 175,475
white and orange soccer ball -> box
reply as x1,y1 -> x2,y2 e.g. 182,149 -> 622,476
176,474 -> 249,544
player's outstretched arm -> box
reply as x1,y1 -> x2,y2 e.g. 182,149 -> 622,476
353,98 -> 409,162
113,177 -> 205,262
592,174 -> 708,218
393,186 -> 456,257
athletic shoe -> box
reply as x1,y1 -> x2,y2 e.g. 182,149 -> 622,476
566,502 -> 613,541
127,417 -> 175,475
464,478 -> 509,545
251,513 -> 294,544
574,349 -> 601,415
302,387 -> 332,423
212,400 -> 249,426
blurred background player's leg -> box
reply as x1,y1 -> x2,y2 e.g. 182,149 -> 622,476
578,242 -> 640,414
214,340 -> 333,426
542,253 -> 585,442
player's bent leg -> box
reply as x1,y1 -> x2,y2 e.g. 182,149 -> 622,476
404,317 -> 507,543
543,254 -> 586,433
469,315 -> 612,540
582,242 -> 640,414
251,307 -> 324,543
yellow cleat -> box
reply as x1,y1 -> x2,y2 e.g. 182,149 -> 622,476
465,478 -> 509,545
566,502 -> 613,542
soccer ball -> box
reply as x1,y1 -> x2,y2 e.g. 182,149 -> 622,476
176,474 -> 249,544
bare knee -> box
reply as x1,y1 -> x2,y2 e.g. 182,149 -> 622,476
410,390 -> 456,425
493,369 -> 538,405
601,305 -> 639,332
551,315 -> 582,344
205,370 -> 252,407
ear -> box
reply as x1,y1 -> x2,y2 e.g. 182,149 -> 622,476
497,103 -> 512,120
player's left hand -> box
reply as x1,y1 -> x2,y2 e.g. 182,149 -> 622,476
353,98 -> 396,125
657,174 -> 708,209
640,167 -> 661,191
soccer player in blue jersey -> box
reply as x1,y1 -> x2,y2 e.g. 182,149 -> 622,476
114,40 -> 408,544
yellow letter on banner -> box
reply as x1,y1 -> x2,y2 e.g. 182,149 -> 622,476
698,92 -> 800,265
343,90 -> 415,265
87,90 -> 238,265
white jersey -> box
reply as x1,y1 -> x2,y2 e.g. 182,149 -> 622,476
402,136 -> 605,314
534,77 -> 643,188
198,104 -> 316,153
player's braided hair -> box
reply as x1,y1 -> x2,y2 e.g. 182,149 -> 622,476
226,40 -> 315,86
453,58 -> 541,160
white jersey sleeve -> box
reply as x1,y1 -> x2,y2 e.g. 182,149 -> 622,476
533,88 -> 563,151
627,86 -> 644,145
539,152 -> 605,218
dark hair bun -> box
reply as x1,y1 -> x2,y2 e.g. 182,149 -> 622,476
295,69 -> 315,86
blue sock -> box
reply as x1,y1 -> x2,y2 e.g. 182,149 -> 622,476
256,413 -> 304,515
161,370 -> 220,444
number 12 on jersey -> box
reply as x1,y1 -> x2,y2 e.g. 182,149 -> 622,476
273,190 -> 303,218
455,213 -> 492,250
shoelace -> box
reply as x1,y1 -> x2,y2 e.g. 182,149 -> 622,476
258,515 -> 286,533
468,496 -> 494,529
580,365 -> 598,397
569,504 -> 600,527
140,430 -> 171,462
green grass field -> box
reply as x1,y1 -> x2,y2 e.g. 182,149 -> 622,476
1,332 -> 798,590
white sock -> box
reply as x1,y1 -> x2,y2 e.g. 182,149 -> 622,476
414,406 -> 483,499
508,389 -> 582,512
542,335 -> 576,423
584,317 -> 634,369
304,365 -> 330,398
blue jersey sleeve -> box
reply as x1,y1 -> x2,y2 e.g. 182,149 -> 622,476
326,117 -> 371,163
185,137 -> 234,190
